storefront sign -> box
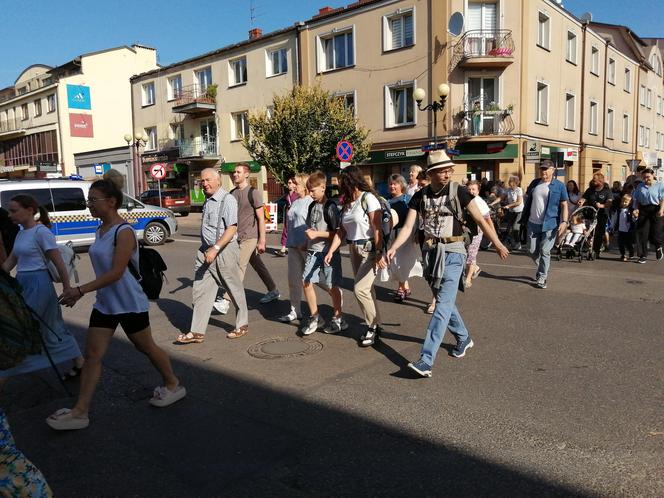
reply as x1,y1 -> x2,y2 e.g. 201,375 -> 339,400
67,85 -> 92,110
0,166 -> 14,173
370,149 -> 425,163
525,140 -> 541,162
564,149 -> 579,161
69,113 -> 94,137
141,148 -> 180,164
36,161 -> 58,172
93,163 -> 110,174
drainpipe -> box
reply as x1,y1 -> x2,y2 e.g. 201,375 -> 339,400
579,23 -> 588,183
295,23 -> 303,86
518,0 -> 526,181
602,39 -> 609,151
634,66 -> 641,160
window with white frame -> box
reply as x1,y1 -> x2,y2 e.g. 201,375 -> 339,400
536,81 -> 548,124
169,123 -> 184,143
20,103 -> 29,120
640,85 -> 646,106
47,94 -> 56,113
335,91 -> 356,116
606,108 -> 614,139
589,101 -> 598,135
195,67 -> 212,94
645,127 -> 650,147
651,54 -> 662,76
564,93 -> 575,130
638,125 -> 645,146
142,82 -> 155,106
647,88 -> 652,109
590,46 -> 599,76
624,68 -> 632,93
266,105 -> 274,120
34,99 -> 42,117
267,48 -> 288,76
385,82 -> 415,127
622,114 -> 630,143
383,9 -> 414,51
0,111 -> 6,126
167,75 -> 183,100
566,31 -> 577,64
658,95 -> 663,115
608,58 -> 616,85
231,112 -> 249,140
145,127 -> 157,150
537,11 -> 550,50
318,29 -> 354,72
230,57 -> 247,86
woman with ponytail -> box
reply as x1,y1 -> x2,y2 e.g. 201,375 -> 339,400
47,171 -> 185,430
0,195 -> 83,385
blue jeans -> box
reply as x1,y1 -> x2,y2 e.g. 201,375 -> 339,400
527,222 -> 557,279
420,252 -> 469,366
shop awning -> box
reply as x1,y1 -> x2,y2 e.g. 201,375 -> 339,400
455,143 -> 518,161
221,160 -> 261,173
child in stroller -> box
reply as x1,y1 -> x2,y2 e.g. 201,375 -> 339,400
557,206 -> 598,262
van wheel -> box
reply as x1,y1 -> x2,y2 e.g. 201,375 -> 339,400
144,222 -> 168,246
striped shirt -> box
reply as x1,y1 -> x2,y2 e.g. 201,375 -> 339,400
201,187 -> 238,247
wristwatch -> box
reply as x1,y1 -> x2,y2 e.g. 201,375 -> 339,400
213,244 -> 222,251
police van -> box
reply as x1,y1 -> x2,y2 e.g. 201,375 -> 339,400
0,179 -> 178,246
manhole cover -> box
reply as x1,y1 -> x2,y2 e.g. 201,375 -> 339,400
248,337 -> 323,360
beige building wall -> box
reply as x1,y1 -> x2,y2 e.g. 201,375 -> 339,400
636,45 -> 664,170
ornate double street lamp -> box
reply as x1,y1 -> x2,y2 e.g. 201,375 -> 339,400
124,132 -> 148,195
414,83 -> 450,147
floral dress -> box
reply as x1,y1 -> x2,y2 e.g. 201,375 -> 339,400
0,410 -> 52,497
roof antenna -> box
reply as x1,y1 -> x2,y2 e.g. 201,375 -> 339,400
250,0 -> 256,28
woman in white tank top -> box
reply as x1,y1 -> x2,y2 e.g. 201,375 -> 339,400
46,172 -> 185,431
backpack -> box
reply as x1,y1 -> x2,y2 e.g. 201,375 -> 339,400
0,270 -> 41,370
233,186 -> 271,224
306,198 -> 342,233
36,226 -> 79,284
113,224 -> 167,300
418,182 -> 477,247
360,192 -> 394,251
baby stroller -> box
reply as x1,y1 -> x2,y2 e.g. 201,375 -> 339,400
556,206 -> 598,262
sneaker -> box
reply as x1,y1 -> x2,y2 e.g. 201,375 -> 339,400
301,315 -> 324,336
359,326 -> 378,347
407,359 -> 432,378
323,317 -> 349,334
259,289 -> 280,304
638,257 -> 647,264
657,248 -> 663,261
536,276 -> 547,289
451,337 -> 474,358
213,298 -> 230,315
278,307 -> 300,323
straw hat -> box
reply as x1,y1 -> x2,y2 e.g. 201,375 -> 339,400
426,149 -> 455,173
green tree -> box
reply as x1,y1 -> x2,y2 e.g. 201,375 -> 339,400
243,84 -> 371,185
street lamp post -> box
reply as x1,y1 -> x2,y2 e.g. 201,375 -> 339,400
414,83 -> 450,147
124,132 -> 147,196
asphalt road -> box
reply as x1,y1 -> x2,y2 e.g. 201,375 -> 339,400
2,213 -> 663,497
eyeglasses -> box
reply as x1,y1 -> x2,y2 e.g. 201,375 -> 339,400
86,197 -> 109,205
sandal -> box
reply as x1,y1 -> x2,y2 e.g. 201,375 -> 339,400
472,266 -> 481,279
46,408 -> 89,431
426,302 -> 436,314
393,289 -> 406,302
149,385 -> 187,407
174,332 -> 205,345
61,365 -> 82,381
226,325 -> 248,339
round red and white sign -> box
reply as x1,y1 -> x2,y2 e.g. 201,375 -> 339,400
150,163 -> 167,180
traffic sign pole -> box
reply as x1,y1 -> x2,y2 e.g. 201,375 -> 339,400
158,179 -> 162,207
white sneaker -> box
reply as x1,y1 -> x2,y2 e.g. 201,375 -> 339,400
301,315 -> 323,335
259,289 -> 280,304
213,298 -> 230,314
278,307 -> 300,323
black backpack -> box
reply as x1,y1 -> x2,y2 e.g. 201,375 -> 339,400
113,224 -> 167,300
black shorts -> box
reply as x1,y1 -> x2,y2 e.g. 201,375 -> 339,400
88,309 -> 150,335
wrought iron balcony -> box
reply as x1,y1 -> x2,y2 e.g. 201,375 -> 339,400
171,84 -> 216,116
452,99 -> 515,138
178,138 -> 218,159
450,29 -> 515,70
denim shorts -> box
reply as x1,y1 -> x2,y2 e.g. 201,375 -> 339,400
303,250 -> 342,288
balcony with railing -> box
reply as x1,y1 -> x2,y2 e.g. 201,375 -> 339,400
178,137 -> 219,159
452,98 -> 515,139
171,84 -> 216,116
450,30 -> 515,70
0,117 -> 32,140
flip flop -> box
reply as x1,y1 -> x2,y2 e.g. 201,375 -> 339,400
149,385 -> 187,407
174,332 -> 205,345
46,408 -> 89,431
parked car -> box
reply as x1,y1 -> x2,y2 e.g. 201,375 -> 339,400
0,179 -> 177,246
139,188 -> 190,216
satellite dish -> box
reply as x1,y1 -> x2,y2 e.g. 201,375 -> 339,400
580,12 -> 593,24
448,12 -> 464,37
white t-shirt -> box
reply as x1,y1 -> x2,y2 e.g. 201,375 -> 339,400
570,222 -> 585,234
506,187 -> 524,213
13,225 -> 58,272
341,192 -> 381,241
528,182 -> 550,225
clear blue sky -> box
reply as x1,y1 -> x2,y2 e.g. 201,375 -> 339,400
2,0 -> 662,89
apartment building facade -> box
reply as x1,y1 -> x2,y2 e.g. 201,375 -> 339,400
0,45 -> 158,188
130,27 -> 297,206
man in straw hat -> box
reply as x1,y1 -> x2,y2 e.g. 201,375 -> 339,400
387,150 -> 509,378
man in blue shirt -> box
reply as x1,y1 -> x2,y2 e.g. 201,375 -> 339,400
632,168 -> 664,262
521,160 -> 569,289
